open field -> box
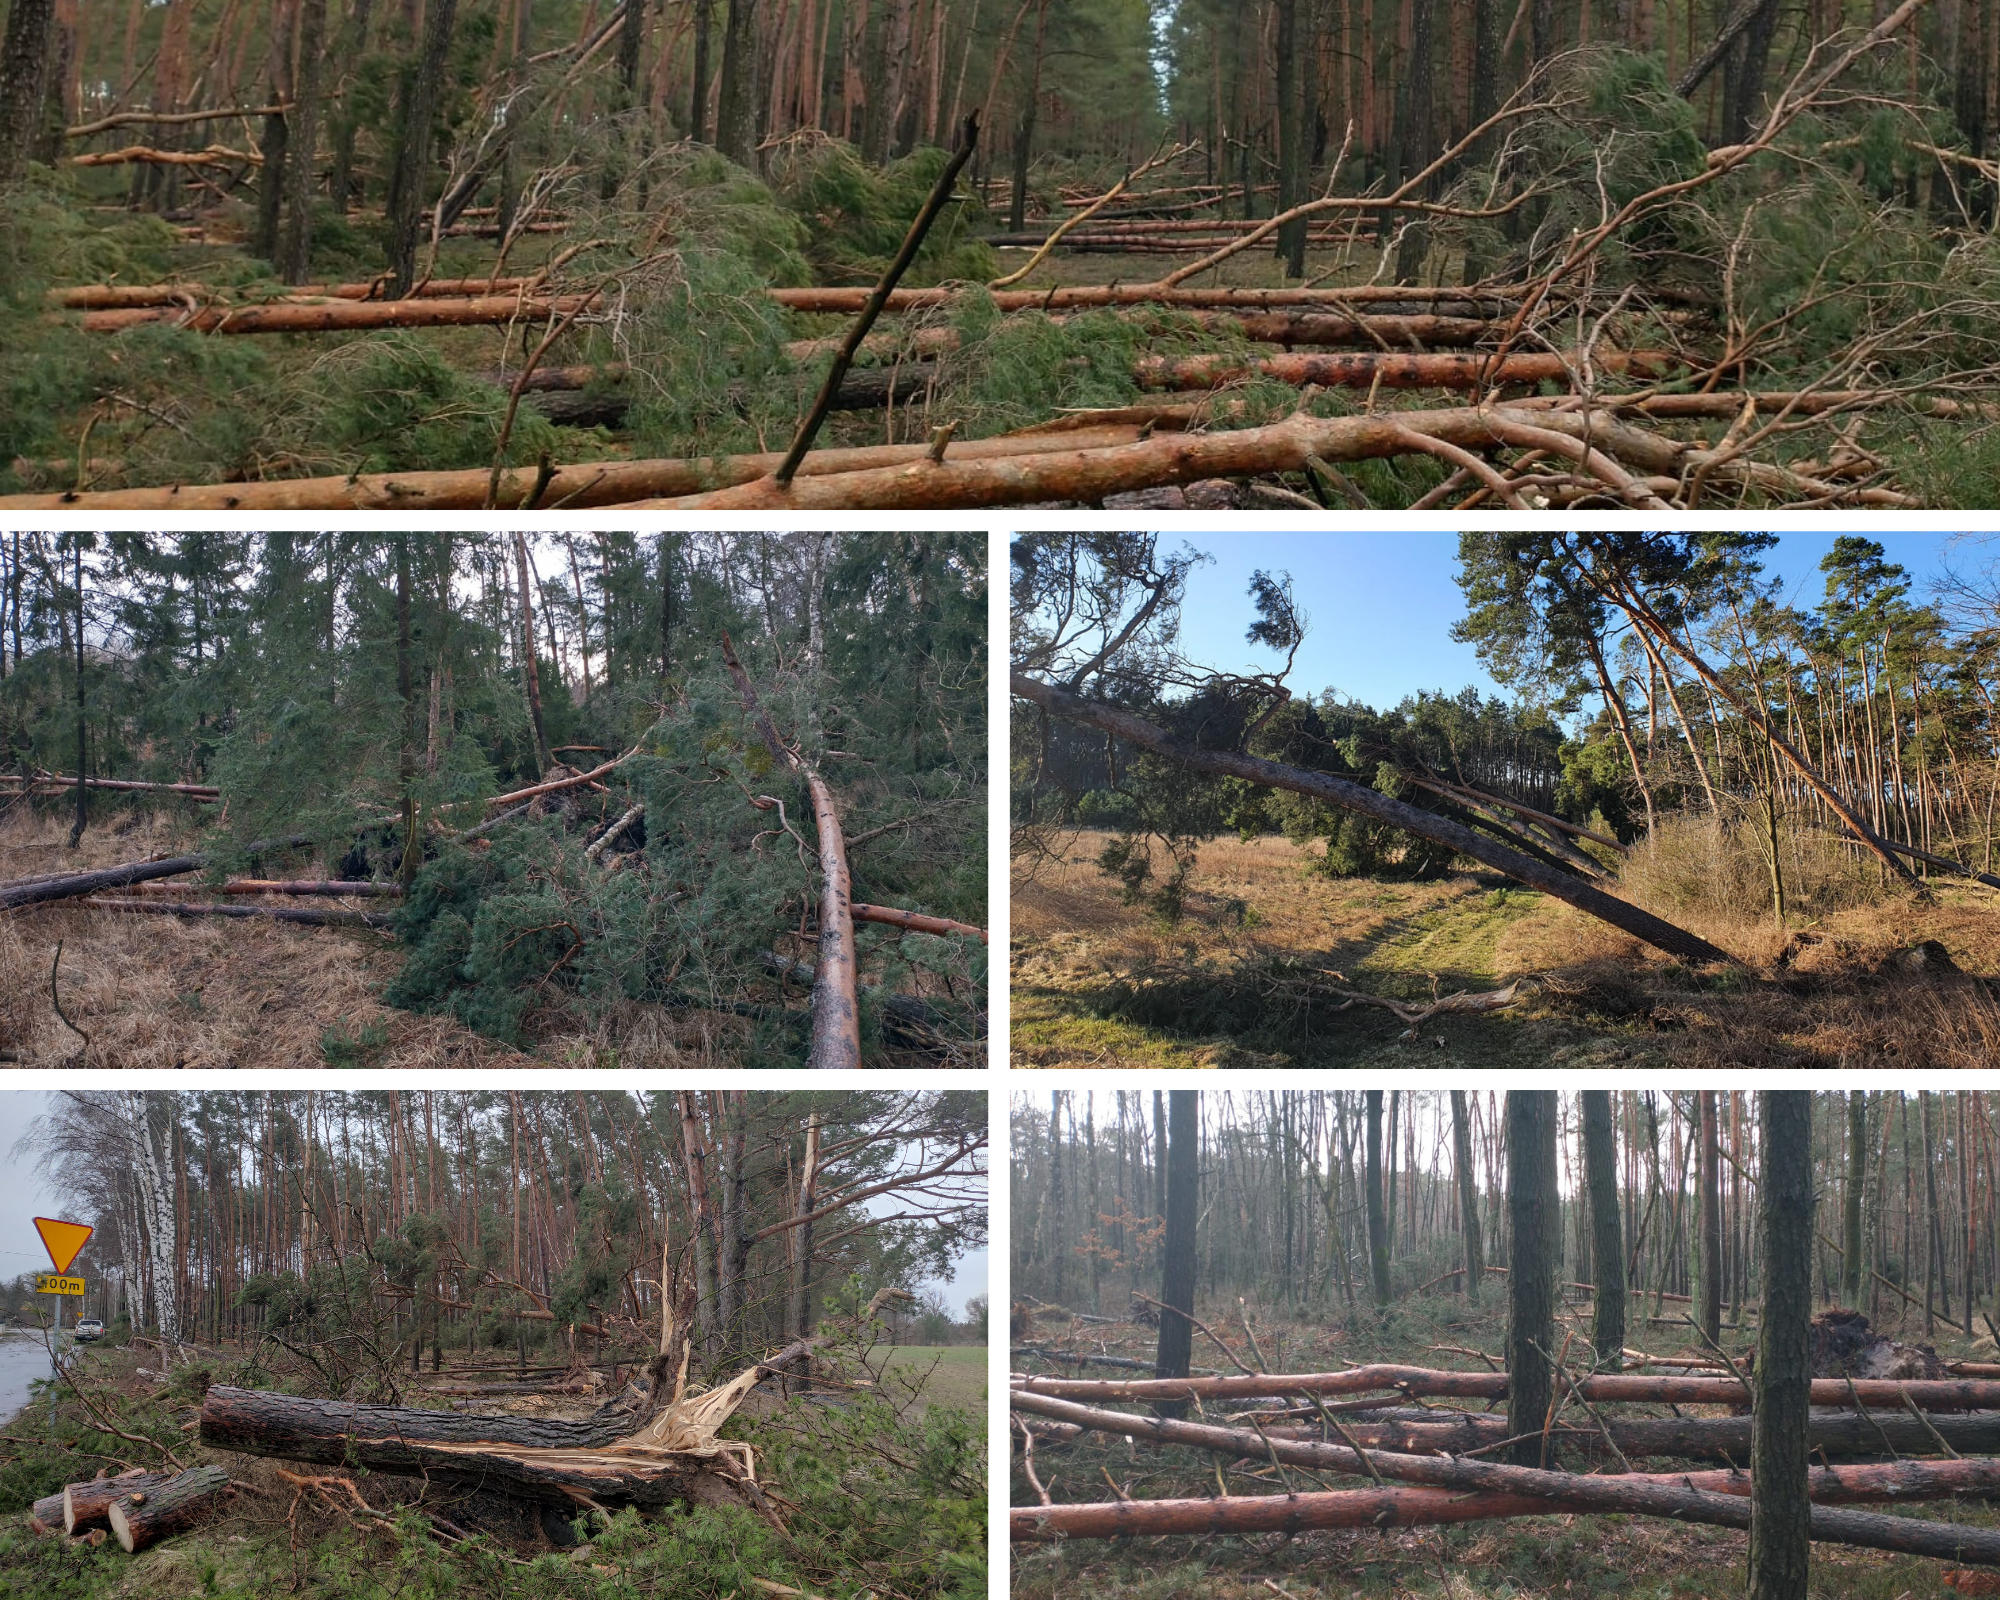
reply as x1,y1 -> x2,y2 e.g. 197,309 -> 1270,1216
1010,830 -> 2000,1068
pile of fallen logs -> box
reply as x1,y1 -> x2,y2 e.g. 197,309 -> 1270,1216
1010,1356 -> 2000,1567
30,1464 -> 234,1553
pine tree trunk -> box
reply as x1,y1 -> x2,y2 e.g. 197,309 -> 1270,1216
385,0 -> 460,294
1751,1090 -> 1814,1600
279,0 -> 327,282
396,534 -> 418,889
64,1471 -> 172,1535
716,0 -> 757,162
1451,1090 -> 1483,1302
0,0 -> 56,182
1581,1090 -> 1625,1370
253,1 -> 295,264
107,1465 -> 229,1553
326,0 -> 376,210
1154,1090 -> 1199,1410
1505,1090 -> 1558,1467
67,538 -> 85,849
690,0 -> 713,141
1273,0 -> 1304,275
1697,1090 -> 1723,1348
1843,1091 -> 1868,1306
1365,1090 -> 1391,1304
512,531 -> 549,771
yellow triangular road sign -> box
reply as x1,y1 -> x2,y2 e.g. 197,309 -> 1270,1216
34,1217 -> 92,1275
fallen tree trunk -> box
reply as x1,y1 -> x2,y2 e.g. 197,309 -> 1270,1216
107,1465 -> 231,1553
1012,1482 -> 2000,1566
1142,348 -> 1677,391
0,834 -> 312,910
1008,676 -> 1733,966
66,104 -> 288,138
121,879 -> 399,896
68,144 -> 260,168
766,284 -> 1544,313
1009,1363 -> 2000,1409
66,1470 -> 174,1535
48,276 -> 542,309
29,1492 -> 65,1532
81,898 -> 394,927
1264,1407 -> 2000,1463
0,423 -> 1159,511
0,773 -> 220,798
74,293 -> 596,334
648,401 -> 1903,511
849,902 -> 987,941
721,634 -> 859,1069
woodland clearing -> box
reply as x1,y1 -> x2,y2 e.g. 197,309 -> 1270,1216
1009,829 -> 2000,1069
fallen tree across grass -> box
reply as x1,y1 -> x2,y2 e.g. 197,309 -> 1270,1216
80,898 -> 395,928
0,834 -> 311,910
1008,674 -> 1734,966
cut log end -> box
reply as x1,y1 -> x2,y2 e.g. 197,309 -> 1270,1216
106,1465 -> 230,1553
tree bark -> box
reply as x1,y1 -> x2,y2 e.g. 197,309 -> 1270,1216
848,902 -> 986,940
384,0 -> 460,295
1505,1091 -> 1559,1467
511,532 -> 549,772
1752,1090 -> 1815,1600
77,293 -> 600,336
66,538 -> 85,849
107,1465 -> 228,1553
64,1471 -> 171,1535
277,0 -> 327,283
83,898 -> 392,926
397,534 -> 419,888
1154,1090 -> 1199,1409
1697,1090 -> 1723,1348
1365,1090 -> 1392,1304
1009,673 -> 1733,964
1844,1091 -> 1868,1307
1581,1090 -> 1625,1370
0,0 -> 56,182
715,0 -> 757,162
1451,1090 -> 1483,1302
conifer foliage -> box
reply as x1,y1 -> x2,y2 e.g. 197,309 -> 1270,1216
0,533 -> 985,1065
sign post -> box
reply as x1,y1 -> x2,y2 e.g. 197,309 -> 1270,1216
33,1217 -> 93,1345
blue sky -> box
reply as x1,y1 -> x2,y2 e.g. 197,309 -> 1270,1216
1163,532 -> 1983,714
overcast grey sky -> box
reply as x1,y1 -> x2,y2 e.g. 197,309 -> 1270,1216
0,1092 -> 987,1316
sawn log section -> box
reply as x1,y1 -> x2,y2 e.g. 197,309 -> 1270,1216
1007,677 -> 1734,966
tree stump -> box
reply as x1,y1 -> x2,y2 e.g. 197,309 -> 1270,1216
107,1464 -> 231,1553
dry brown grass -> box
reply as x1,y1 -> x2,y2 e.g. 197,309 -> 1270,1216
0,807 -> 775,1067
1011,826 -> 2000,1068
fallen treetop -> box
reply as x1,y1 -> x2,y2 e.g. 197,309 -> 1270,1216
1008,675 -> 1734,966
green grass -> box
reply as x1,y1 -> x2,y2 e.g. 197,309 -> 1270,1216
879,1345 -> 987,1415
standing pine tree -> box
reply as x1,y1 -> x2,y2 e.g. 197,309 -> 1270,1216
1751,1090 -> 1813,1600
1580,1089 -> 1624,1370
1505,1090 -> 1558,1467
1154,1090 -> 1199,1408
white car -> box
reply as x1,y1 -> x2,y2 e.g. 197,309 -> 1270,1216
72,1319 -> 104,1343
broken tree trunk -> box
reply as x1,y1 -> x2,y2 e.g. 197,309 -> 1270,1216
107,1465 -> 230,1553
121,879 -> 400,896
0,423 -> 1160,512
720,633 -> 858,1068
1009,1363 -> 2000,1409
29,1492 -> 65,1531
64,1470 -> 174,1535
766,284 -> 1544,313
0,833 -> 312,910
848,902 -> 987,941
68,144 -> 261,168
81,898 -> 394,927
1008,675 -> 1732,965
650,402 -> 1904,511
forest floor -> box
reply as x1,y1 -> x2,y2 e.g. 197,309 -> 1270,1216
1011,1288 -> 1997,1600
0,807 -> 781,1067
2,1333 -> 987,1599
1008,831 -> 2000,1068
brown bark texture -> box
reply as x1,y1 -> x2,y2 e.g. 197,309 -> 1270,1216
64,1470 -> 170,1534
848,902 -> 986,940
107,1465 -> 230,1553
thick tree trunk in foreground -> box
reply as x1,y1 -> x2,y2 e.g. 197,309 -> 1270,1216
1753,1090 -> 1815,1600
107,1465 -> 229,1553
1155,1090 -> 1199,1407
1366,1091 -> 1391,1304
30,1491 -> 65,1530
1581,1089 -> 1625,1370
1451,1090 -> 1483,1302
277,0 -> 326,283
65,1470 -> 171,1534
1009,674 -> 1733,964
0,0 -> 55,182
1506,1091 -> 1559,1467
